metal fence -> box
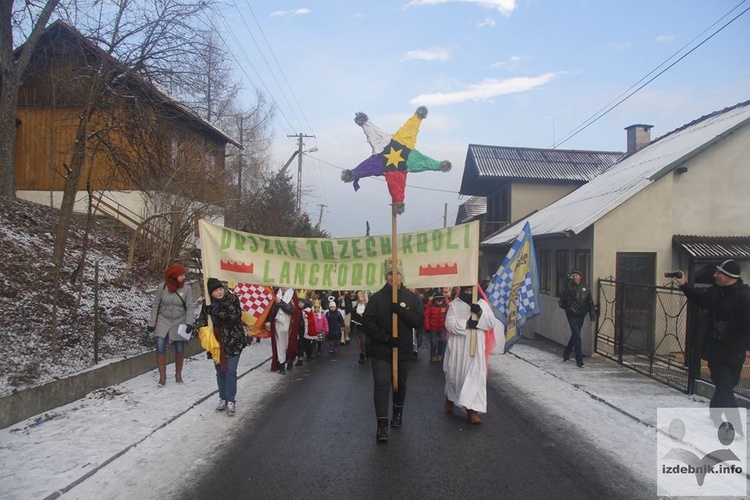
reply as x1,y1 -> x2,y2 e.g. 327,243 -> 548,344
595,278 -> 750,398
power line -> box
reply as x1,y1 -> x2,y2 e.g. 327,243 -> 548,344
554,0 -> 750,148
231,2 -> 307,135
243,1 -> 316,135
216,18 -> 298,136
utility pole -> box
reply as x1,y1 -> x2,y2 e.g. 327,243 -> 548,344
443,202 -> 448,228
316,203 -> 327,230
288,132 -> 315,214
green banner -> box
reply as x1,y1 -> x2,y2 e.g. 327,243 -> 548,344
199,219 -> 479,290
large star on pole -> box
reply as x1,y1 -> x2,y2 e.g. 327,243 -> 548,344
341,106 -> 451,215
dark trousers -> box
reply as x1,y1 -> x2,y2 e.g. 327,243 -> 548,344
371,358 -> 410,419
708,361 -> 743,430
563,315 -> 585,364
709,362 -> 742,408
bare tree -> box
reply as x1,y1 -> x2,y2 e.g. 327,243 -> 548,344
0,0 -> 63,198
178,24 -> 239,124
49,0 -> 217,269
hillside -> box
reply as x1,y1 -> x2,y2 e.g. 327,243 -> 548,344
0,196 -> 163,397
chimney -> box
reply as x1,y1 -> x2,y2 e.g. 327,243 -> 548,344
625,124 -> 653,155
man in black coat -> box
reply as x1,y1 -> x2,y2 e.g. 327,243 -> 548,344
363,259 -> 424,443
559,269 -> 596,367
677,260 -> 750,426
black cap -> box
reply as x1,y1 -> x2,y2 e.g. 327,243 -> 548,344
207,278 -> 223,294
716,260 -> 741,279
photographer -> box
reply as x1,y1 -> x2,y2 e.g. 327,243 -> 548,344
676,260 -> 750,425
559,269 -> 596,367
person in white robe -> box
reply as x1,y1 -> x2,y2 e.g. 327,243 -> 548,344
443,286 -> 505,424
273,287 -> 295,374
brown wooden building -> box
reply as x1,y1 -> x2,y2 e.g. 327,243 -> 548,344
13,21 -> 239,219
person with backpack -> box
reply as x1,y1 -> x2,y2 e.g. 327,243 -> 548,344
148,264 -> 194,387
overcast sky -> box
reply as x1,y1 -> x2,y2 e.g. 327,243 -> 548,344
220,0 -> 750,237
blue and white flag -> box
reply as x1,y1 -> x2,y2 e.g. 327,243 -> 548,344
485,222 -> 541,351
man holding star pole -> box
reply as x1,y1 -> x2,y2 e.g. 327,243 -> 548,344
345,106 -> 449,442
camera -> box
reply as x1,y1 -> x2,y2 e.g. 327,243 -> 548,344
664,271 -> 683,279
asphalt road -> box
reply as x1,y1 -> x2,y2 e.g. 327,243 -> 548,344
179,341 -> 652,500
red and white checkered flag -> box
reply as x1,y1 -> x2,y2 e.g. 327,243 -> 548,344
233,283 -> 275,338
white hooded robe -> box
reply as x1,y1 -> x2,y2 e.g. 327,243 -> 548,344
443,298 -> 504,413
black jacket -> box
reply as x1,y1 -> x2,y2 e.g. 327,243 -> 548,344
196,290 -> 246,358
681,279 -> 750,365
363,283 -> 424,362
560,281 -> 596,320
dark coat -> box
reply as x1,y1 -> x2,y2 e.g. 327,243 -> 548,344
325,309 -> 345,340
363,283 -> 424,362
681,279 -> 750,365
559,281 -> 596,320
196,289 -> 246,359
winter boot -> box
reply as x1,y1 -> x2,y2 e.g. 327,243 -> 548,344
156,354 -> 167,387
391,406 -> 403,428
175,354 -> 184,384
467,409 -> 482,425
376,418 -> 389,443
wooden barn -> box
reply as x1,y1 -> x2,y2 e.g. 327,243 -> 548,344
13,21 -> 239,225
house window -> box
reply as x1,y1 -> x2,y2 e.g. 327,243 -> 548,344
205,152 -> 217,176
616,252 -> 655,285
555,249 -> 569,296
486,186 -> 510,235
538,249 -> 551,293
574,249 -> 592,283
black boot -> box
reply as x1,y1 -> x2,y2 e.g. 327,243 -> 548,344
391,405 -> 403,428
376,418 -> 389,443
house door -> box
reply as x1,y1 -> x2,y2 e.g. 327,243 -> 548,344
615,253 -> 656,353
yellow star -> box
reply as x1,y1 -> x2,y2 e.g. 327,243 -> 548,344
383,146 -> 405,169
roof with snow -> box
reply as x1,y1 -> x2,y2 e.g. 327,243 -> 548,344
460,144 -> 623,196
482,100 -> 750,245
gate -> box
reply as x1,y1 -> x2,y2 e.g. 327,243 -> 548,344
595,279 -> 691,393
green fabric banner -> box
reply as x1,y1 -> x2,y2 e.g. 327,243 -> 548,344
199,219 -> 479,291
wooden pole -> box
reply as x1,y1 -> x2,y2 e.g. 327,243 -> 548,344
391,210 -> 399,392
469,285 -> 478,357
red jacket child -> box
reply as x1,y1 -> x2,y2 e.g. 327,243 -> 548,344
424,295 -> 449,332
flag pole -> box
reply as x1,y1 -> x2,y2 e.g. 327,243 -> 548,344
391,209 -> 399,392
469,285 -> 478,357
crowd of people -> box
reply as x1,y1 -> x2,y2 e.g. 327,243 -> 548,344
147,258 -> 750,444
146,261 -> 505,439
